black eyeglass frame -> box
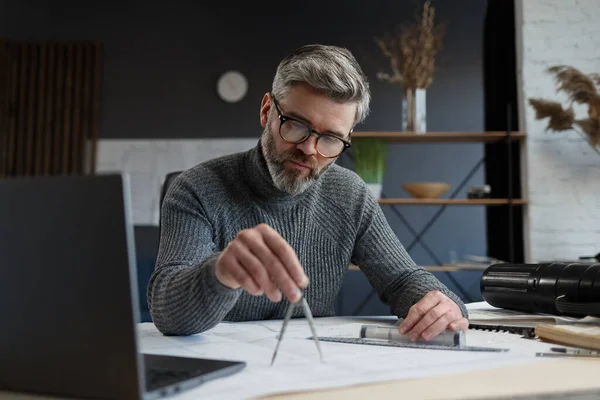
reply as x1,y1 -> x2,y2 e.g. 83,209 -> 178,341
270,93 -> 352,158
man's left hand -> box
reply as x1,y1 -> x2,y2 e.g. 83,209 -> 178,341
397,291 -> 468,341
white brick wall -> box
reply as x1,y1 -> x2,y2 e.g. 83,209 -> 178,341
516,0 -> 600,262
96,139 -> 258,225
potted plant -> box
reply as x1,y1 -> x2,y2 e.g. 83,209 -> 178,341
352,138 -> 387,199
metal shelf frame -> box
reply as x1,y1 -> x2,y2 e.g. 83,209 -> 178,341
339,130 -> 525,315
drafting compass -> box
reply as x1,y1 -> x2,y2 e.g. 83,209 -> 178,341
271,294 -> 323,365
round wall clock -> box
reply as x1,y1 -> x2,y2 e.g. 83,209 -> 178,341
216,70 -> 248,103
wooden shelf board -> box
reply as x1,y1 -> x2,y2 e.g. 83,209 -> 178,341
351,131 -> 526,143
377,198 -> 528,205
349,264 -> 483,272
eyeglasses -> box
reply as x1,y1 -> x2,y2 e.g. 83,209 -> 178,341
271,94 -> 352,158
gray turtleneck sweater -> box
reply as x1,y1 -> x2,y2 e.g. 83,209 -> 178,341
147,142 -> 468,335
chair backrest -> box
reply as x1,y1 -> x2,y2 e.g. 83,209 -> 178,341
160,171 -> 182,211
158,171 -> 182,242
141,171 -> 183,323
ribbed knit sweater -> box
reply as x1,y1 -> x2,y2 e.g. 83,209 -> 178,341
147,141 -> 468,335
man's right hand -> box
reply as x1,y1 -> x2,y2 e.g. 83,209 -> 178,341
214,223 -> 309,303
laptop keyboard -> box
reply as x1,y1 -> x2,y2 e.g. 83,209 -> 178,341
146,368 -> 197,392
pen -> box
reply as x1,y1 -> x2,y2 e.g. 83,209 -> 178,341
536,352 -> 600,358
360,324 -> 466,348
535,347 -> 600,358
551,347 -> 600,356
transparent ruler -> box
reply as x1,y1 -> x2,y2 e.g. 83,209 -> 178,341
311,336 -> 509,352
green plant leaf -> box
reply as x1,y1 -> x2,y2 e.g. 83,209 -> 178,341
352,138 -> 388,184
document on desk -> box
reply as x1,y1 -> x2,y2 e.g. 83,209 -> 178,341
468,307 -> 583,327
137,315 -> 557,400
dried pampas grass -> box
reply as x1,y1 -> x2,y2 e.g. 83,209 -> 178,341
528,99 -> 574,131
375,0 -> 445,90
547,65 -> 599,105
529,65 -> 600,154
575,118 -> 600,147
590,73 -> 600,88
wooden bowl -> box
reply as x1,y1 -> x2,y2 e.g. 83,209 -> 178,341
402,182 -> 451,199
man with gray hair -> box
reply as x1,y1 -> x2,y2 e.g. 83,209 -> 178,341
148,44 -> 469,342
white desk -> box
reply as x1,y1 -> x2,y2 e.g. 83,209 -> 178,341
269,358 -> 600,399
3,303 -> 600,399
134,301 -> 600,399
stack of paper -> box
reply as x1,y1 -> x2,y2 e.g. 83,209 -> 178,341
468,307 -> 583,328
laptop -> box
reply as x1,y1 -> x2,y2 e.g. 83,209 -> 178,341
0,173 -> 246,400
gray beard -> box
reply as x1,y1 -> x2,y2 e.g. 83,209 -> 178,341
260,126 -> 332,195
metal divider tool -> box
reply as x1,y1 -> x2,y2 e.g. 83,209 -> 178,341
271,295 -> 323,365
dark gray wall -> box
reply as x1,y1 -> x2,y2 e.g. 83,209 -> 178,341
0,0 -> 488,314
0,0 -> 487,138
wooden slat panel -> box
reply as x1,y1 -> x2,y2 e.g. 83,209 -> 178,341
52,43 -> 65,175
43,43 -> 56,175
89,41 -> 102,174
25,43 -> 39,176
71,42 -> 84,174
0,40 -> 9,177
61,42 -> 74,175
16,43 -> 28,176
33,42 -> 47,175
7,44 -> 19,176
80,43 -> 93,174
2,40 -> 102,177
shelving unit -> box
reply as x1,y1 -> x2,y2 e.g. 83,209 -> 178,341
351,131 -> 526,143
349,264 -> 467,272
378,198 -> 527,205
344,130 -> 527,315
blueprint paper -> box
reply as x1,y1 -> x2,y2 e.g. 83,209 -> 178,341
137,312 -> 557,400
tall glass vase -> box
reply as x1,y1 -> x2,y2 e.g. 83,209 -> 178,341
402,88 -> 427,134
